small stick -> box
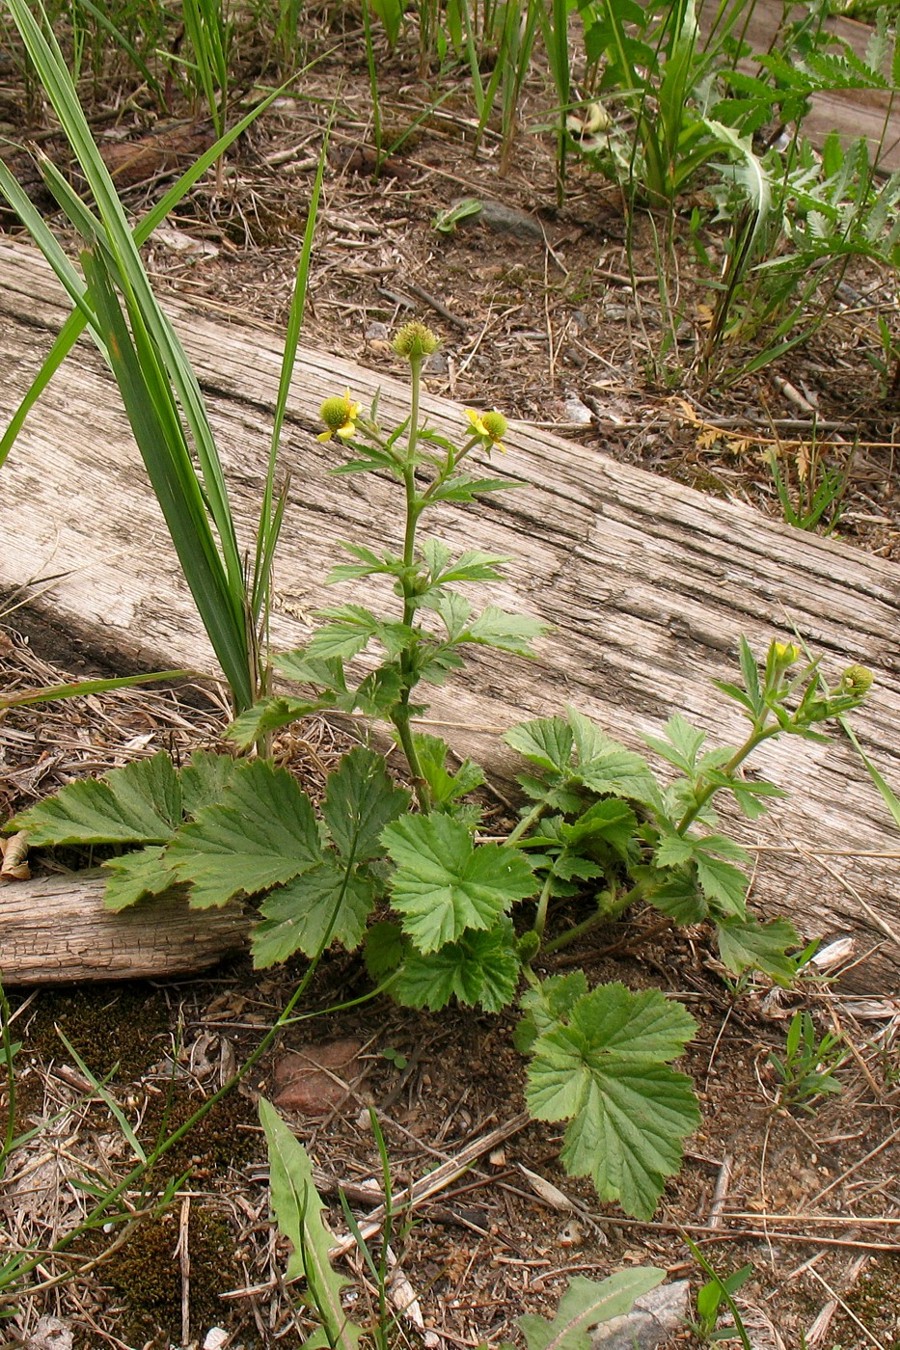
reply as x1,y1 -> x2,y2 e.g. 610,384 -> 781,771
328,1111 -> 530,1259
175,1193 -> 191,1350
707,1154 -> 734,1229
404,281 -> 469,332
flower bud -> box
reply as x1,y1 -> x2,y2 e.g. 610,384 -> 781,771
772,641 -> 800,666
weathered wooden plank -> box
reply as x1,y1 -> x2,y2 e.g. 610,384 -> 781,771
1,238 -> 899,990
0,872 -> 247,984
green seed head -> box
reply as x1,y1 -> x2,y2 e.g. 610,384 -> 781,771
480,410 -> 508,443
840,664 -> 874,698
320,393 -> 355,432
391,321 -> 440,362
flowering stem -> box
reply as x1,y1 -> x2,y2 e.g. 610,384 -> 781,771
392,353 -> 431,812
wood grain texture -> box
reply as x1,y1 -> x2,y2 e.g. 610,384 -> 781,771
1,238 -> 899,990
0,872 -> 247,984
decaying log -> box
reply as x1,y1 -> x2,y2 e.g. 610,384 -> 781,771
1,238 -> 900,990
1,872 -> 247,984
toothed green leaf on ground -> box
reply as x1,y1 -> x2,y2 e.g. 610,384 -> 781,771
505,716 -> 575,776
10,751 -> 182,845
102,846 -> 181,911
252,862 -> 376,966
524,983 -> 699,1219
716,915 -> 800,985
391,918 -> 522,1011
517,1268 -> 666,1350
322,747 -> 409,861
259,1099 -> 363,1350
382,814 -> 537,953
167,759 -> 322,907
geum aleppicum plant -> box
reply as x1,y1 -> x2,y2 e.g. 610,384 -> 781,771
7,325 -> 873,1220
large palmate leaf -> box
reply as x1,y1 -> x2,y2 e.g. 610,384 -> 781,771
518,1268 -> 665,1350
382,814 -> 537,953
259,1099 -> 363,1350
103,846 -> 180,912
167,759 -> 322,907
10,752 -> 182,845
524,982 -> 700,1219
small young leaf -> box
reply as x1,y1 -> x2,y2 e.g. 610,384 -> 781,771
382,814 -> 537,953
227,696 -> 330,750
518,1268 -> 665,1350
463,605 -> 546,656
11,751 -> 182,845
716,915 -> 800,985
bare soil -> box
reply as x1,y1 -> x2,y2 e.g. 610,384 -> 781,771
2,9 -> 900,1349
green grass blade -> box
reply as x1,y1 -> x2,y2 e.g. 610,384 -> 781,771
55,1030 -> 147,1164
74,0 -> 167,109
0,81 -> 290,468
0,669 -> 191,710
82,249 -> 253,708
251,118 -> 331,622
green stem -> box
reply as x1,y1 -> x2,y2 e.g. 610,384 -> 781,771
675,721 -> 775,836
531,871 -> 555,942
393,354 -> 431,812
504,799 -> 548,846
540,881 -> 646,955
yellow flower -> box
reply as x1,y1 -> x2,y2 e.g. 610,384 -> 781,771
465,408 -> 508,452
318,390 -> 361,442
772,641 -> 800,666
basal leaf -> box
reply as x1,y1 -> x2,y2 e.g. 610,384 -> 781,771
167,759 -> 322,907
391,919 -> 521,1012
322,747 -> 409,862
259,1099 -> 363,1350
524,982 -> 699,1219
11,751 -> 181,845
556,1061 -> 701,1219
252,862 -> 376,966
517,1269 -> 665,1350
102,845 -> 180,911
716,915 -> 800,986
382,815 -> 537,953
180,751 -> 240,817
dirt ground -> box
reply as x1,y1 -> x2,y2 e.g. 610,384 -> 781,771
2,8 -> 900,1349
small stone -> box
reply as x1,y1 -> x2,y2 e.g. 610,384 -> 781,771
203,1330 -> 229,1350
273,1038 -> 365,1116
452,196 -> 543,240
26,1317 -> 73,1350
591,1280 -> 689,1349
